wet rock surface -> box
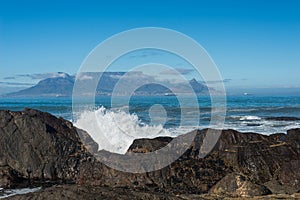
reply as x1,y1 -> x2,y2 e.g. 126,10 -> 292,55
0,109 -> 299,199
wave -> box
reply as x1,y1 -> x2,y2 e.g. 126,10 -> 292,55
228,106 -> 300,114
239,116 -> 262,121
227,115 -> 262,121
228,108 -> 258,112
224,117 -> 300,135
74,106 -> 300,155
74,106 -> 174,154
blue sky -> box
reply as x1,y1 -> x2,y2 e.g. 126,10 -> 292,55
0,0 -> 300,94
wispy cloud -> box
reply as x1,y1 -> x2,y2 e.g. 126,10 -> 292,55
18,72 -> 70,80
77,74 -> 93,81
161,68 -> 195,75
128,50 -> 161,59
200,79 -> 232,84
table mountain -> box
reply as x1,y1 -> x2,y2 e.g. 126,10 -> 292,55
4,72 -> 209,97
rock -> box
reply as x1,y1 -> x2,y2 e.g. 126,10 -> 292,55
0,108 -> 93,188
76,128 -> 99,153
0,166 -> 17,188
0,109 -> 299,198
127,137 -> 173,153
209,172 -> 271,197
206,129 -> 300,195
118,128 -> 300,195
4,185 -> 184,200
5,185 -> 300,200
265,117 -> 300,121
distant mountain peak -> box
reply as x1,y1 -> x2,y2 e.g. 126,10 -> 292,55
190,78 -> 198,83
56,72 -> 70,77
4,72 -> 210,97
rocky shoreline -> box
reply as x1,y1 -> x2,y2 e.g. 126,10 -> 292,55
0,109 -> 299,199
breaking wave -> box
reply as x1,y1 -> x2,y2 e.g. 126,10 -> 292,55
74,106 -> 179,154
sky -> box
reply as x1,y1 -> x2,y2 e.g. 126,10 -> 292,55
0,0 -> 300,95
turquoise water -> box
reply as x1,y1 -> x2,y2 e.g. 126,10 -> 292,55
1,95 -> 300,135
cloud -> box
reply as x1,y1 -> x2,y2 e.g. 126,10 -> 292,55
128,50 -> 161,59
200,79 -> 232,84
109,74 -> 123,79
0,81 -> 35,86
18,72 -> 70,80
125,71 -> 156,82
77,74 -> 93,81
161,68 -> 195,75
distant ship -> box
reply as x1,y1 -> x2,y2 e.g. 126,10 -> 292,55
164,93 -> 176,96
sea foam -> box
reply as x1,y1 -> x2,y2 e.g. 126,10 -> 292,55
74,106 -> 174,154
0,187 -> 41,199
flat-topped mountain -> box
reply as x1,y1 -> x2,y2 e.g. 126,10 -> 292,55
6,72 -> 75,97
4,72 -> 209,97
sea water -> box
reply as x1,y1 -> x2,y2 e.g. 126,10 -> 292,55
1,95 -> 300,153
0,187 -> 41,199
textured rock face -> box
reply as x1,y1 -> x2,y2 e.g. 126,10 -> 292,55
209,172 -> 271,197
0,109 -> 93,187
214,129 -> 300,195
123,129 -> 300,196
0,109 -> 299,198
4,185 -> 300,200
4,185 -> 184,200
78,129 -> 300,196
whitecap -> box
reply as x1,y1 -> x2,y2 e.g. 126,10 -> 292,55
240,116 -> 262,121
74,106 -> 173,154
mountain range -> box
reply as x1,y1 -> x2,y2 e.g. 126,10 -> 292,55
4,72 -> 210,97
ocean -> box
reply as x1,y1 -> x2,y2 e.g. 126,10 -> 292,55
1,95 -> 300,153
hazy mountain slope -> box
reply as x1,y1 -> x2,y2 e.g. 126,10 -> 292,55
5,72 -> 209,97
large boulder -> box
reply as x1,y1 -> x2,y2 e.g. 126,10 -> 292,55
0,108 -> 93,187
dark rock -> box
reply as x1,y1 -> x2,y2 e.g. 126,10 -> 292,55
209,172 -> 271,197
119,128 -> 300,195
127,137 -> 173,153
0,166 -> 18,188
0,108 -> 93,188
0,109 -> 299,198
5,185 -> 300,200
265,117 -> 300,121
76,128 -> 99,153
4,185 -> 184,200
246,123 -> 261,126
